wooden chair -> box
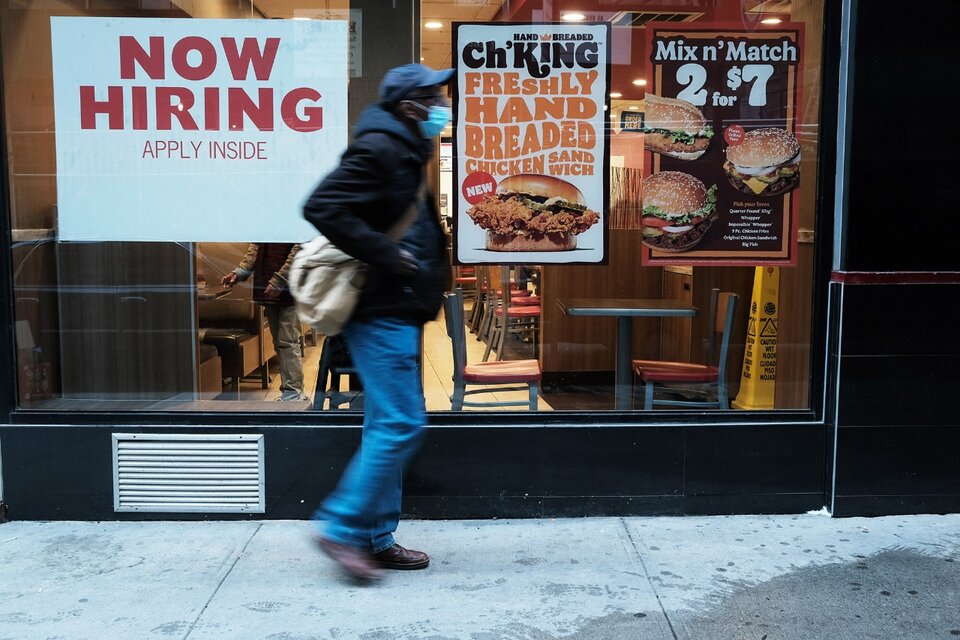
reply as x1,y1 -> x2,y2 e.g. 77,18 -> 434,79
444,289 -> 540,410
474,266 -> 528,339
632,291 -> 738,410
468,264 -> 492,334
482,266 -> 541,362
454,265 -> 476,289
454,265 -> 478,324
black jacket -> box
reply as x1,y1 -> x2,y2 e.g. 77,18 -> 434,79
303,104 -> 449,325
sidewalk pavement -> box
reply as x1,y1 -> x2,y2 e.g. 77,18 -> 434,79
1,513 -> 958,640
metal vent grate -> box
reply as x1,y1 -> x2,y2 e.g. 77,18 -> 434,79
112,433 -> 265,513
611,11 -> 704,28
745,0 -> 792,15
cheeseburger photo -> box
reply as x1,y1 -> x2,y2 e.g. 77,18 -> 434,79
642,93 -> 714,161
641,171 -> 718,253
723,127 -> 801,196
466,174 -> 600,251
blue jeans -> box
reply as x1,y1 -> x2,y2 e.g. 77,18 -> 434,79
313,317 -> 427,553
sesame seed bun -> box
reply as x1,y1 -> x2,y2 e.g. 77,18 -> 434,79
496,174 -> 585,204
644,93 -> 708,135
725,128 -> 800,168
641,172 -> 717,253
642,94 -> 712,161
643,171 -> 707,215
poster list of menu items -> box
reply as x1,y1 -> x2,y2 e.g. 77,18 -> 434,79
640,23 -> 804,266
51,17 -> 349,242
453,22 -> 610,265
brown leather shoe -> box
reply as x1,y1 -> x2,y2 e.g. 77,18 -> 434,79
372,544 -> 430,570
314,536 -> 384,581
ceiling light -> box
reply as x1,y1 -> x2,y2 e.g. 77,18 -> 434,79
609,92 -> 622,98
632,79 -> 647,86
424,21 -> 443,30
561,12 -> 586,22
760,17 -> 782,24
628,106 -> 639,110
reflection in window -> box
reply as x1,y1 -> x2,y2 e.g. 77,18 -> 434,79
3,0 -> 824,413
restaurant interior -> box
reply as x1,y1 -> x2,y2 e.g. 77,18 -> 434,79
3,0 -> 823,413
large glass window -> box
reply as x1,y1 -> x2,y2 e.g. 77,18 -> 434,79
3,0 -> 825,413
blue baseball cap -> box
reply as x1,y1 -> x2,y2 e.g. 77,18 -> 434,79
379,63 -> 454,108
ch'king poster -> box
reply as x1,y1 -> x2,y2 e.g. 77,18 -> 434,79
453,22 -> 611,265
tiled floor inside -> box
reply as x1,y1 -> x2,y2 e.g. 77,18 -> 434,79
30,295 -> 621,413
29,303 -> 617,412
235,305 -> 556,412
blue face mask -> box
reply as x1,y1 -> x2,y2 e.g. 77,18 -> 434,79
410,102 -> 451,138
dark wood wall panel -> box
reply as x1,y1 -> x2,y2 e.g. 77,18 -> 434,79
57,243 -> 196,399
690,267 -> 753,400
540,230 -> 663,373
11,241 -> 61,405
660,270 -> 693,363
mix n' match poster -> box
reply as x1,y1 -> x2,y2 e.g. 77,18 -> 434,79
641,23 -> 804,266
452,22 -> 610,265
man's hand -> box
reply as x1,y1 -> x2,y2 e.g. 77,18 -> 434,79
396,248 -> 419,277
221,272 -> 239,288
264,283 -> 281,299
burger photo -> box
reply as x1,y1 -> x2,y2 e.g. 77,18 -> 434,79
723,127 -> 801,196
466,174 -> 600,251
641,171 -> 718,253
641,93 -> 714,161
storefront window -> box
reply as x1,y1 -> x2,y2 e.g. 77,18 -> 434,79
3,0 -> 824,413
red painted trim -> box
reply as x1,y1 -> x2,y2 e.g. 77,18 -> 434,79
831,271 -> 960,285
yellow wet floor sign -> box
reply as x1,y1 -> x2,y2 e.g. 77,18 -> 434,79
732,266 -> 779,410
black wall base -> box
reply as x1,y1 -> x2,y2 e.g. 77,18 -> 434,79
0,422 -> 826,521
832,495 -> 960,518
830,282 -> 960,518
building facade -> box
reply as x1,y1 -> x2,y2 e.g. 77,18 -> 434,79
0,0 -> 957,521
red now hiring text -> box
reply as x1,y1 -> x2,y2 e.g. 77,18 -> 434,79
79,35 -> 324,132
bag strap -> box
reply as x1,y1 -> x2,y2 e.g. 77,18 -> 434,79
385,170 -> 426,242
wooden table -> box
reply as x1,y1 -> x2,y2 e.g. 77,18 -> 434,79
557,298 -> 698,410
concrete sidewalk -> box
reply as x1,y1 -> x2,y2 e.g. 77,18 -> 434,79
0,513 -> 958,639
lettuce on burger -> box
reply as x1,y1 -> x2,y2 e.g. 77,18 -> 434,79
641,171 -> 718,252
642,94 -> 715,161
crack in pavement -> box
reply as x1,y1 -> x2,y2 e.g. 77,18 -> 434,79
181,523 -> 263,640
620,517 -> 680,640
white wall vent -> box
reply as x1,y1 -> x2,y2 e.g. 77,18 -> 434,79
112,433 -> 265,513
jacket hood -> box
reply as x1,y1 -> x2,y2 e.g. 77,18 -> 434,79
353,104 -> 433,160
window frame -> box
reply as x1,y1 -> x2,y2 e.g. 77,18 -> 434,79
0,0 -> 842,429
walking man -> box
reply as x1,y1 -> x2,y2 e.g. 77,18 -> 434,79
303,63 -> 453,580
